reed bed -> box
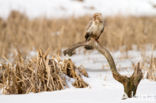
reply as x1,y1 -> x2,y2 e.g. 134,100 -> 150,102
147,56 -> 156,81
0,49 -> 88,94
0,11 -> 156,58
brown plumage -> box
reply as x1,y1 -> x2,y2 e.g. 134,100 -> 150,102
85,13 -> 104,50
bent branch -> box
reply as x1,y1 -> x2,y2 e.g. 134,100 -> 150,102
64,41 -> 87,56
63,39 -> 143,99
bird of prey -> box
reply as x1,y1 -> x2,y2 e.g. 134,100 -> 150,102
84,13 -> 105,49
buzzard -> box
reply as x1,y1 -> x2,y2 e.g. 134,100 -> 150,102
85,13 -> 105,49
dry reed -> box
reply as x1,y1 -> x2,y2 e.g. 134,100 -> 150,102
0,49 -> 88,94
147,57 -> 156,81
0,11 -> 156,58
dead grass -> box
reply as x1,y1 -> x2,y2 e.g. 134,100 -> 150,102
0,11 -> 156,58
0,49 -> 88,94
147,56 -> 156,81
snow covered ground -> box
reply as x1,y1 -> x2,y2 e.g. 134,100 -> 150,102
1,48 -> 156,103
0,0 -> 156,18
0,80 -> 156,103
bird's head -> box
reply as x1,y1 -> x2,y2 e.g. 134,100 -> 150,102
93,13 -> 103,23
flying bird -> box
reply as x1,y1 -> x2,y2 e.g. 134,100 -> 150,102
84,13 -> 105,49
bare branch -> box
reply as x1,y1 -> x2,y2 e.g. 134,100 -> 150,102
63,38 -> 143,99
63,41 -> 88,56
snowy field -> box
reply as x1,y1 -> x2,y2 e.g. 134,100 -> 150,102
0,0 -> 156,103
0,0 -> 156,18
0,80 -> 156,103
1,48 -> 156,103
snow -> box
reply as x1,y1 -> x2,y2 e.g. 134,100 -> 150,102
0,0 -> 156,18
0,80 -> 156,103
0,48 -> 156,103
65,48 -> 156,71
